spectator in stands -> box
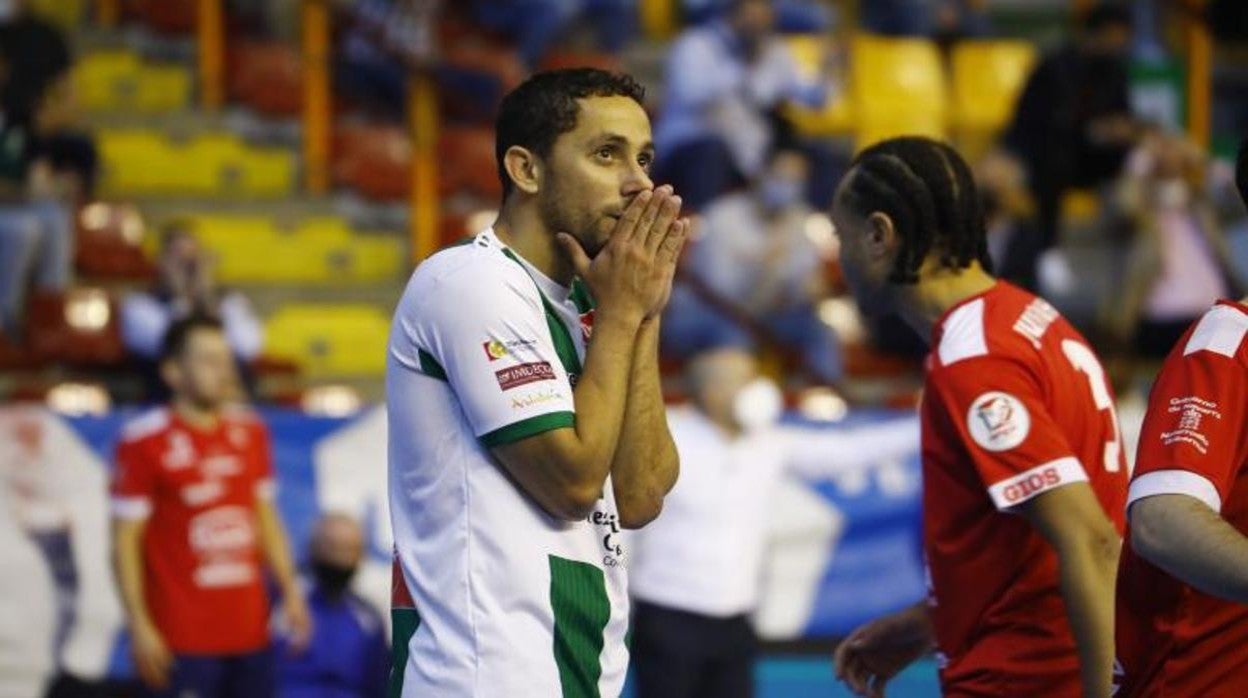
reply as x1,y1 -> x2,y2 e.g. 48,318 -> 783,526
276,513 -> 388,698
121,223 -> 264,400
976,148 -> 1042,291
662,145 -> 842,384
653,0 -> 839,210
0,60 -> 73,340
111,315 -> 310,698
1105,132 -> 1245,358
471,0 -> 637,69
0,0 -> 98,196
334,0 -> 438,121
1002,1 -> 1138,250
629,346 -> 918,698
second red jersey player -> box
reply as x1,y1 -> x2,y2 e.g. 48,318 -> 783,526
923,281 -> 1127,694
1115,299 -> 1248,697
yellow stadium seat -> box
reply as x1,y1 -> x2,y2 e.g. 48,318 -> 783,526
96,130 -> 295,197
29,0 -> 85,28
783,35 -> 854,136
75,52 -> 192,113
639,0 -> 678,40
951,40 -> 1036,134
264,305 -> 391,376
850,35 -> 948,150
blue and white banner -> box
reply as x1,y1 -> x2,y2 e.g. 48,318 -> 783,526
0,406 -> 923,693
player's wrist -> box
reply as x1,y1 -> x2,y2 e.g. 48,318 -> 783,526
594,303 -> 645,330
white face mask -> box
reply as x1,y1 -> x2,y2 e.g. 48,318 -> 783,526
731,378 -> 783,433
1156,178 -> 1190,209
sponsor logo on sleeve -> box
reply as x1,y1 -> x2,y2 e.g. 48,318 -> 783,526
511,387 -> 566,410
967,391 -> 1031,451
482,337 -> 539,362
496,361 -> 557,390
1161,396 -> 1221,454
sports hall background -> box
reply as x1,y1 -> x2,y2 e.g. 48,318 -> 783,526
0,0 -> 1245,696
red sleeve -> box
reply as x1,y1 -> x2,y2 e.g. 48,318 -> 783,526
931,356 -> 1086,510
111,438 -> 157,520
250,422 -> 277,501
1130,349 -> 1248,513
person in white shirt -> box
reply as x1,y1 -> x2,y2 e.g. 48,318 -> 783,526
386,69 -> 688,697
628,346 -> 918,698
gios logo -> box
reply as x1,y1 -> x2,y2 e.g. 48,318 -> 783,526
967,391 -> 1030,452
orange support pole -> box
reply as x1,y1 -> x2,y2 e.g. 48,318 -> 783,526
97,0 -> 120,27
409,71 -> 439,264
1185,0 -> 1211,149
302,0 -> 331,194
197,0 -> 225,111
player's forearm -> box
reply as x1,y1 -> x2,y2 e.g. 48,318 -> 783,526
112,521 -> 157,631
1131,494 -> 1248,603
1055,534 -> 1119,698
257,504 -> 300,598
610,318 -> 679,529
566,311 -> 641,481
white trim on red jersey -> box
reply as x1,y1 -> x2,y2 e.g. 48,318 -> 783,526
986,456 -> 1088,510
938,298 -> 988,367
1127,468 -> 1223,514
1183,304 -> 1248,358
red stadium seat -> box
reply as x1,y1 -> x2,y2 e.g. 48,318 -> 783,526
438,126 -> 501,200
130,0 -> 195,34
27,289 -> 126,367
438,45 -> 526,123
227,41 -> 303,117
332,125 -> 412,201
75,202 -> 155,280
538,52 -> 623,73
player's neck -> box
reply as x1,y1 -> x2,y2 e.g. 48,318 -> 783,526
172,399 -> 220,432
493,208 -> 574,287
895,260 -> 998,344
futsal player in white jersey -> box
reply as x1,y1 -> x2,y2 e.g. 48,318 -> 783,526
386,69 -> 688,697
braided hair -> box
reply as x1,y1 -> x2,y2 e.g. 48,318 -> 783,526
839,137 -> 993,284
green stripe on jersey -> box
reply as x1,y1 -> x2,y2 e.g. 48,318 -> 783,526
499,248 -> 583,378
387,607 -> 421,698
417,349 -> 447,381
479,411 -> 576,447
549,555 -> 610,698
570,278 -> 596,314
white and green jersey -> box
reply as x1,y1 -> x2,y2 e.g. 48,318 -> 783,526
385,228 -> 629,697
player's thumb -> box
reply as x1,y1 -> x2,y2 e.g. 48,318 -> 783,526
556,233 -> 592,277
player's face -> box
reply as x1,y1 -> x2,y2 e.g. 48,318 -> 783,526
165,329 -> 237,410
540,96 -> 655,258
830,169 -> 898,316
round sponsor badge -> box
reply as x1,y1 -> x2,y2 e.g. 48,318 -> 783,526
966,391 -> 1030,451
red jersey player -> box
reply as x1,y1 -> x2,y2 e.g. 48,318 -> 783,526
1114,141 -> 1248,697
830,137 -> 1127,697
111,315 -> 310,696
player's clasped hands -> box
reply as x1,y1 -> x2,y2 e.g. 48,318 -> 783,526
557,184 -> 691,324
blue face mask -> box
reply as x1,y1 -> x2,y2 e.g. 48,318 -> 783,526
759,178 -> 803,211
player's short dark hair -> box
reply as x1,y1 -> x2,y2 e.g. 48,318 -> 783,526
839,136 -> 992,284
160,314 -> 224,363
495,68 -> 646,199
1236,139 -> 1248,206
1083,2 -> 1132,33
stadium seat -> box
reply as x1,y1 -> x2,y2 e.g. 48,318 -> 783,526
74,51 -> 192,114
438,45 -> 526,123
97,130 -> 296,198
782,35 -> 854,136
950,40 -> 1036,154
332,125 -> 412,202
850,35 -> 948,149
29,0 -> 86,29
263,304 -> 391,376
538,52 -> 623,73
26,289 -> 126,367
639,0 -> 678,39
227,41 -> 303,117
75,202 -> 155,280
132,0 -> 196,35
438,126 -> 501,200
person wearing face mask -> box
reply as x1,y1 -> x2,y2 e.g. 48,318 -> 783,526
1105,132 -> 1245,359
628,347 -> 919,698
275,513 -> 388,698
662,145 -> 843,384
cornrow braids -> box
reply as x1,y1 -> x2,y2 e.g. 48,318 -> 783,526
841,137 -> 993,284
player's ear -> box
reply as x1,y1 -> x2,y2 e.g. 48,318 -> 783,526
865,211 -> 896,261
503,145 -> 542,195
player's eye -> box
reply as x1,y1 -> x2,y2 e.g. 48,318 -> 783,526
638,153 -> 653,170
595,146 -> 615,162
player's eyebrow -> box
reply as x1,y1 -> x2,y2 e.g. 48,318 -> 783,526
593,133 -> 653,154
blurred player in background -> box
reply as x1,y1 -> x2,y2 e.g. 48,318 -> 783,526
1113,140 -> 1248,697
830,137 -> 1127,697
111,315 -> 309,697
386,69 -> 686,696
